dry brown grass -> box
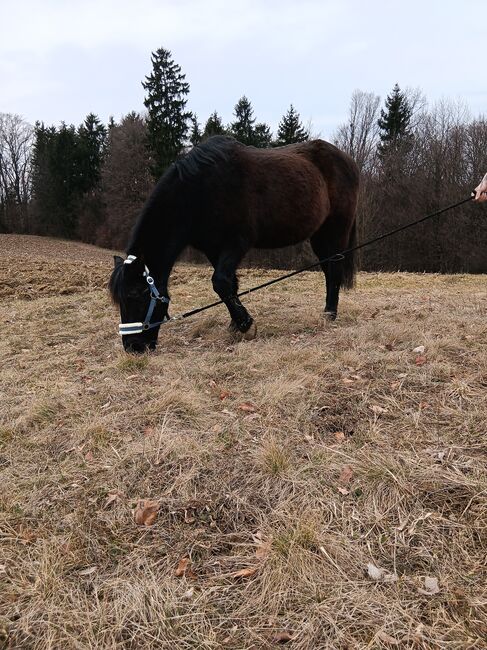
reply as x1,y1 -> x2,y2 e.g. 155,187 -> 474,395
1,234 -> 486,649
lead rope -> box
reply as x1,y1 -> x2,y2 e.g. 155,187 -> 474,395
166,193 -> 475,323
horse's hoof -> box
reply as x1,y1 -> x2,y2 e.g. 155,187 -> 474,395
324,311 -> 337,321
243,321 -> 257,340
229,320 -> 257,340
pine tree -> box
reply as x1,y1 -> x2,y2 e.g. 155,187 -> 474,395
230,97 -> 272,147
142,48 -> 192,179
230,96 -> 256,145
202,111 -> 227,139
253,122 -> 272,148
377,83 -> 412,156
275,105 -> 309,146
31,122 -> 80,237
77,113 -> 107,193
189,114 -> 202,146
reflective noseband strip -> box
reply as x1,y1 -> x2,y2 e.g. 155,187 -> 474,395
124,255 -> 137,265
119,322 -> 144,335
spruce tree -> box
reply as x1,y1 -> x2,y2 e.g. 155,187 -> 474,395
377,83 -> 412,156
31,122 -> 80,237
202,111 -> 227,139
230,97 -> 272,147
77,113 -> 107,193
230,96 -> 256,145
142,48 -> 192,178
189,114 -> 202,146
253,122 -> 272,148
275,105 -> 309,146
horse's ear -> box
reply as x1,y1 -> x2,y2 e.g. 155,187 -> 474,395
113,255 -> 124,268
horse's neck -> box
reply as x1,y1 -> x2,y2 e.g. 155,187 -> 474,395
129,188 -> 188,290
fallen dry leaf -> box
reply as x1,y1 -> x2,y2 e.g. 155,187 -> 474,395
232,567 -> 258,578
255,540 -> 271,560
238,402 -> 257,413
104,491 -> 122,509
134,499 -> 159,526
334,431 -> 346,443
376,630 -> 400,645
418,576 -> 440,595
370,404 -> 388,415
221,409 -> 237,418
339,465 -> 354,485
78,566 -> 97,576
174,557 -> 192,578
273,631 -> 293,644
415,355 -> 427,366
413,345 -> 425,354
337,486 -> 350,496
366,563 -> 398,583
219,390 -> 231,401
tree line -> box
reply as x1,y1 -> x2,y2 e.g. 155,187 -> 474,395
1,48 -> 486,272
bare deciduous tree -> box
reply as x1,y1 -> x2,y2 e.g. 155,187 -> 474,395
0,113 -> 33,231
95,113 -> 153,248
333,90 -> 381,173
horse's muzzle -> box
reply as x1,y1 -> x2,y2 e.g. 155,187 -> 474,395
123,338 -> 157,354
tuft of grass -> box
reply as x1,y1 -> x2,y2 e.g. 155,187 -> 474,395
0,426 -> 15,447
272,520 -> 318,558
117,354 -> 149,372
258,437 -> 291,476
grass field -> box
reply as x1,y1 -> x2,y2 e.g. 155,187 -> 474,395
1,234 -> 486,649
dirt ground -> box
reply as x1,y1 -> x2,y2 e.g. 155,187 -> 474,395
1,234 -> 486,649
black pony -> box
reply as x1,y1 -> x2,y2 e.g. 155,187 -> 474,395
109,136 -> 359,353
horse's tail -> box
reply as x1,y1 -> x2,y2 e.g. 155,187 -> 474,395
342,216 -> 357,289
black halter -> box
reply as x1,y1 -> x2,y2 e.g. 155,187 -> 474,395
118,257 -> 170,336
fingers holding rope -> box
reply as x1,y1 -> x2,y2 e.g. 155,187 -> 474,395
473,173 -> 487,202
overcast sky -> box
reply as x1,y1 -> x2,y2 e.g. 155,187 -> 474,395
1,0 -> 486,138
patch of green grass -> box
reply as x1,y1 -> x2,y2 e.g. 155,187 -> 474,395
117,354 -> 149,372
272,522 -> 318,557
30,401 -> 61,427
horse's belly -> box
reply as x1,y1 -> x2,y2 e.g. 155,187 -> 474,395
245,156 -> 330,249
252,187 -> 328,248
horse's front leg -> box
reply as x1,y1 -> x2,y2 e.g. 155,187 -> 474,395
210,250 -> 257,339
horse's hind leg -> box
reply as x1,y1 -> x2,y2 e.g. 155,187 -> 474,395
311,245 -> 341,320
209,248 -> 256,337
310,224 -> 351,321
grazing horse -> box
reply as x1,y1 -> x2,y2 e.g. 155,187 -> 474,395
109,136 -> 359,353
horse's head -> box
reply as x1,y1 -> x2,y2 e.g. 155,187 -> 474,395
109,255 -> 170,354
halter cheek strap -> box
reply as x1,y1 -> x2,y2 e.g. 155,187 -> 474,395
118,259 -> 170,336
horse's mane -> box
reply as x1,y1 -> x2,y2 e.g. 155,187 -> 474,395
174,135 -> 238,181
108,262 -> 123,305
120,136 -> 240,260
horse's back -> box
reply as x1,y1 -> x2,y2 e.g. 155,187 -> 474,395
185,137 -> 359,250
